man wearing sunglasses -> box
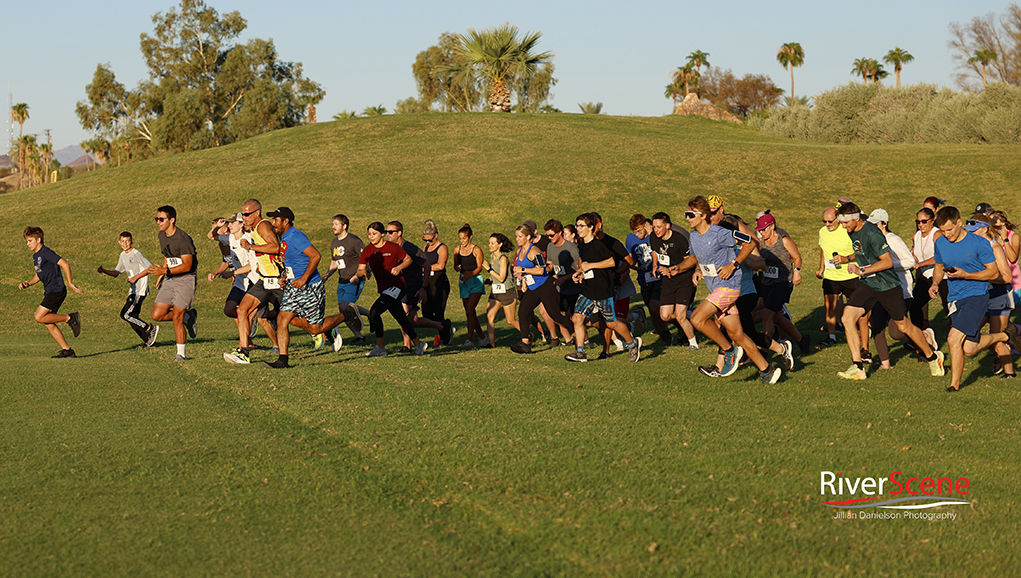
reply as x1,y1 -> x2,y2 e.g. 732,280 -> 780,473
148,205 -> 198,362
816,206 -> 866,348
226,199 -> 283,364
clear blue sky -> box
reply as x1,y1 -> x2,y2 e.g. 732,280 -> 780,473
1,0 -> 1007,150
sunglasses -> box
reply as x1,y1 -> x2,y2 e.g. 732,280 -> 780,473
822,219 -> 834,224
684,211 -> 702,218
915,219 -> 930,224
241,211 -> 256,217
386,230 -> 400,234
154,217 -> 168,222
575,223 -> 590,229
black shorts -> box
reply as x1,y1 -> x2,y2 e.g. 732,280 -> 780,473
558,291 -> 579,316
403,284 -> 422,311
660,278 -> 694,307
247,279 -> 279,304
639,282 -> 662,305
225,286 -> 246,306
848,284 -> 906,322
871,298 -> 913,333
40,290 -> 67,312
761,283 -> 793,312
822,278 -> 858,298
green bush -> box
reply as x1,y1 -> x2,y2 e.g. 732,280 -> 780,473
749,82 -> 1021,144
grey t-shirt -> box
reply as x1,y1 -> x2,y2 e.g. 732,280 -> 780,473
159,228 -> 197,278
331,234 -> 366,282
547,240 -> 581,296
115,249 -> 152,297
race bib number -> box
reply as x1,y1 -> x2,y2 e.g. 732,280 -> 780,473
336,259 -> 345,270
658,254 -> 671,266
524,274 -> 535,286
492,282 -> 507,294
764,266 -> 780,279
382,286 -> 402,299
700,263 -> 719,277
825,259 -> 837,270
947,300 -> 958,315
263,277 -> 281,290
166,257 -> 183,268
554,265 -> 565,275
643,271 -> 658,284
285,266 -> 296,280
430,269 -> 435,276
583,269 -> 595,280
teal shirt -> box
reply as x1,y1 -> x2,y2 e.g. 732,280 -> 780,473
848,221 -> 900,292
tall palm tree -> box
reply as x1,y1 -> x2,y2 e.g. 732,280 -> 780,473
776,43 -> 805,102
11,103 -> 30,139
851,58 -> 870,83
969,49 -> 998,89
686,50 -> 710,97
883,47 -> 914,87
578,102 -> 603,114
665,83 -> 683,108
38,143 -> 53,184
672,64 -> 699,97
15,135 -> 37,189
80,140 -> 93,171
456,23 -> 553,113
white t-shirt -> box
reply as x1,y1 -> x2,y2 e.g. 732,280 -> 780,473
115,248 -> 152,297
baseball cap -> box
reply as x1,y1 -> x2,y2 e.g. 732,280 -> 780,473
867,209 -> 889,224
707,195 -> 724,211
229,212 -> 244,222
755,214 -> 776,231
523,220 -> 538,232
267,207 -> 295,222
975,202 -> 994,215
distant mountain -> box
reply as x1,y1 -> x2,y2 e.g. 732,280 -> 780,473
67,155 -> 92,168
0,154 -> 13,168
54,145 -> 86,166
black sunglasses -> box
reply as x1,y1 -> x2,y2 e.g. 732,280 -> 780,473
241,211 -> 256,217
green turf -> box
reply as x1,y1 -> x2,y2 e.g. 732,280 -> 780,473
2,114 -> 1020,576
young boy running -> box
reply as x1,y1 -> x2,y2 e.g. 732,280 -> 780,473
19,226 -> 83,358
98,231 -> 159,347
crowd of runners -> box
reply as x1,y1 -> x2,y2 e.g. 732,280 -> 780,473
18,195 -> 1021,391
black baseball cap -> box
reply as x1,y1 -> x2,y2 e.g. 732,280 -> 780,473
975,202 -> 994,215
267,207 -> 295,222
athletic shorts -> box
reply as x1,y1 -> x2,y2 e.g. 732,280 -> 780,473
281,279 -> 326,326
337,279 -> 365,305
949,293 -> 990,343
40,290 -> 67,313
639,281 -> 662,305
761,282 -> 793,312
661,278 -> 695,307
558,291 -> 579,316
575,295 -> 616,323
459,274 -> 485,298
822,278 -> 858,298
847,284 -> 906,322
247,278 -> 279,305
226,286 -> 246,306
489,284 -> 518,307
402,284 -> 422,311
987,288 -> 1014,317
871,298 -> 913,333
155,275 -> 196,310
705,287 -> 741,317
614,297 -> 630,320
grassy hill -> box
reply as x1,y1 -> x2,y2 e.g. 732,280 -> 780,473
2,114 -> 1020,576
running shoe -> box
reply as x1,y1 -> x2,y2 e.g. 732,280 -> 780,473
780,339 -> 795,371
613,338 -> 625,352
172,354 -> 187,363
271,346 -> 279,354
837,364 -> 867,380
145,325 -> 160,347
816,336 -> 839,348
313,333 -> 325,350
365,346 -> 388,357
67,312 -> 81,338
1002,373 -> 1017,379
333,330 -> 344,353
478,336 -> 491,348
922,327 -> 938,352
860,349 -> 873,364
720,345 -> 744,377
1005,322 -> 1021,352
760,366 -> 782,384
440,319 -> 453,345
632,307 -> 648,336
415,342 -> 429,356
345,304 -> 363,333
928,350 -> 946,377
565,350 -> 588,363
627,337 -> 642,362
688,342 -> 700,351
184,308 -> 198,339
462,339 -> 474,348
596,351 -> 610,360
249,319 -> 258,338
399,346 -> 412,353
510,341 -> 532,354
223,349 -> 250,364
699,365 -> 722,377
263,357 -> 289,369
351,336 -> 366,344
52,348 -> 76,358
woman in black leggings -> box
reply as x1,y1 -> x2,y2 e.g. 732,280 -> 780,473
357,221 -> 427,357
510,224 -> 573,354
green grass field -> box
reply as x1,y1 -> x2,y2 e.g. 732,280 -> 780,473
2,114 -> 1020,576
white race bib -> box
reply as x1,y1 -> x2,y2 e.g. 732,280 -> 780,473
764,266 -> 780,279
583,269 -> 595,280
947,300 -> 958,315
337,259 -> 346,270
492,282 -> 507,294
554,265 -> 565,275
643,271 -> 658,284
659,254 -> 671,266
285,266 -> 296,280
430,269 -> 435,276
700,263 -> 719,277
166,257 -> 183,268
263,277 -> 281,290
383,286 -> 402,299
825,259 -> 837,270
524,274 -> 535,286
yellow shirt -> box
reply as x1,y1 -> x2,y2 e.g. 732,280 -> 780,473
818,225 -> 857,281
251,219 -> 282,278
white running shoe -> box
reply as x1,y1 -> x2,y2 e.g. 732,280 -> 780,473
366,345 -> 388,357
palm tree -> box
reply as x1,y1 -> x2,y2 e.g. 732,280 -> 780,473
578,102 -> 603,114
969,49 -> 998,89
776,43 -> 805,102
665,83 -> 683,108
672,64 -> 699,97
15,135 -> 37,189
851,58 -> 870,83
456,23 -> 553,113
11,103 -> 29,139
884,47 -> 914,87
362,105 -> 387,117
38,143 -> 53,184
80,140 -> 93,171
332,110 -> 359,120
686,50 -> 710,75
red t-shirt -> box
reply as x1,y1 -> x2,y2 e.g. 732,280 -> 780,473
359,241 -> 408,293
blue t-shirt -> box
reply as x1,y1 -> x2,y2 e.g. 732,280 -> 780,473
625,233 -> 657,285
33,246 -> 65,293
689,224 -> 741,292
281,227 -> 321,285
934,232 -> 995,302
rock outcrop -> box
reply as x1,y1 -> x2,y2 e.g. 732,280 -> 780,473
673,93 -> 743,124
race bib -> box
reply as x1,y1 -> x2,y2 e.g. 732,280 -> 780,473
583,269 -> 595,280
166,257 -> 183,268
825,259 -> 837,270
922,268 -> 934,279
430,269 -> 435,276
492,282 -> 507,294
382,286 -> 402,299
659,254 -> 671,266
700,263 -> 719,277
263,277 -> 281,290
554,265 -> 565,275
643,271 -> 658,284
337,259 -> 345,270
285,266 -> 296,280
764,266 -> 779,279
947,300 -> 958,315
524,274 -> 535,286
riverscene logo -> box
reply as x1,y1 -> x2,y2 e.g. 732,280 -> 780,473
820,471 -> 970,520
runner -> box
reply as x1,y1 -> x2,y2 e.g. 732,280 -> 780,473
358,221 -> 429,357
19,226 -> 83,358
482,232 -> 520,346
932,206 -> 1021,392
817,207 -> 868,348
421,220 -> 451,332
227,199 -> 284,364
989,210 -> 1021,305
510,223 -> 573,354
650,211 -> 698,349
755,213 -> 809,353
98,231 -> 158,347
147,205 -> 198,362
832,202 -> 944,380
564,213 -> 642,363
908,207 -> 945,330
322,213 -> 367,343
966,214 -> 1016,378
685,197 -> 781,383
262,208 -> 351,368
453,223 -> 486,347
387,221 -> 451,349
625,214 -> 667,343
545,219 -> 582,321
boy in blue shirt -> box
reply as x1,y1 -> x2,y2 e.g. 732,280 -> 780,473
18,226 -> 83,358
